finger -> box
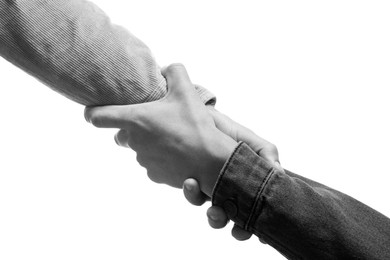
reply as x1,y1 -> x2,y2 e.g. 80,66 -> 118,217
231,224 -> 253,241
210,109 -> 280,167
85,105 -> 128,128
259,236 -> 268,244
183,178 -> 208,206
207,206 -> 229,229
84,104 -> 143,129
236,125 -> 281,169
161,63 -> 195,97
114,129 -> 130,148
257,141 -> 280,168
235,125 -> 280,165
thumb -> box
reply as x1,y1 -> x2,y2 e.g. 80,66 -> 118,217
84,103 -> 146,129
161,63 -> 197,99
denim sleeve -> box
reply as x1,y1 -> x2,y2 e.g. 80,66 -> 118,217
0,0 -> 215,106
212,142 -> 390,260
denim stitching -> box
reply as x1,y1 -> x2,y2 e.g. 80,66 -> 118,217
245,166 -> 275,230
211,141 -> 244,205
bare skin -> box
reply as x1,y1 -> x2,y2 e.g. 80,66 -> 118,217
85,64 -> 281,241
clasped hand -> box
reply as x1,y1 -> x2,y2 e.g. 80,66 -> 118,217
85,64 -> 281,241
85,64 -> 236,197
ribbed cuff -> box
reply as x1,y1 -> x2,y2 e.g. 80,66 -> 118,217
194,84 -> 216,105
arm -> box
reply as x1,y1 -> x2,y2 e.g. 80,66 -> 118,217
183,106 -> 281,240
85,64 -> 390,259
0,0 -> 214,106
184,110 -> 390,258
213,142 -> 390,259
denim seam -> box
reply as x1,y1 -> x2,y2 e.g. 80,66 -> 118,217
245,166 -> 275,231
211,141 -> 244,205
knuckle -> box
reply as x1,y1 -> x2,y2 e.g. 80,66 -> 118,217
268,143 -> 279,155
166,63 -> 185,74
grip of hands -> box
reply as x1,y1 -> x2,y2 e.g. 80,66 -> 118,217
184,106 -> 281,242
85,64 -> 281,242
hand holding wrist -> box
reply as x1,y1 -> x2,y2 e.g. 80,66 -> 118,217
85,64 -> 236,196
185,105 -> 282,241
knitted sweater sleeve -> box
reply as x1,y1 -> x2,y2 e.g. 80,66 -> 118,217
0,0 -> 215,106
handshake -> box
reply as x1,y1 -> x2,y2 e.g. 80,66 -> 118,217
84,64 -> 281,242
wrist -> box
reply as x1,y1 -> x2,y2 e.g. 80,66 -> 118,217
200,131 -> 237,197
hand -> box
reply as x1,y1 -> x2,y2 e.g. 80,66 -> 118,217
84,64 -> 237,197
183,106 -> 281,241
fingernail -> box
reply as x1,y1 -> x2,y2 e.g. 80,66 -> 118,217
184,183 -> 192,191
84,108 -> 91,123
114,134 -> 119,145
209,214 -> 218,221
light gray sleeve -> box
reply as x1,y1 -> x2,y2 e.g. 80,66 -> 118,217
0,0 -> 215,106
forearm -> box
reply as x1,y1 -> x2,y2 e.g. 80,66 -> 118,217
0,0 -> 215,106
212,142 -> 390,259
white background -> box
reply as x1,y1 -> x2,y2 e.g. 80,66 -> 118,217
1,1 -> 389,259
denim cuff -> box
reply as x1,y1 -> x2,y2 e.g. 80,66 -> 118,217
211,141 -> 276,230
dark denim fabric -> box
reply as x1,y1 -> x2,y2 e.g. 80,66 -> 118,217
0,0 -> 215,106
212,142 -> 390,259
